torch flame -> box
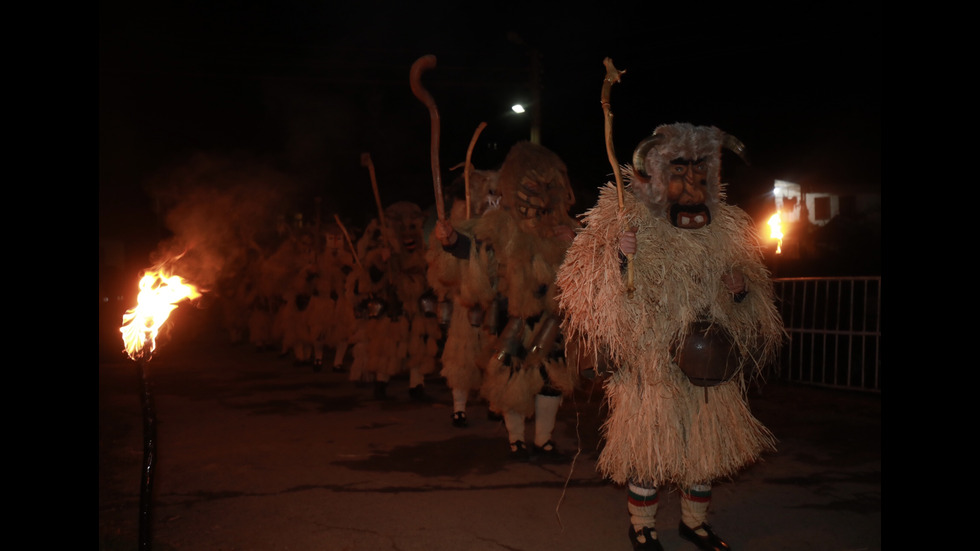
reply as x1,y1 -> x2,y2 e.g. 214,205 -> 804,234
120,268 -> 201,360
768,212 -> 784,254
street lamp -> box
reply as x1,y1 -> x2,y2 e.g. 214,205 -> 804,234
507,101 -> 538,144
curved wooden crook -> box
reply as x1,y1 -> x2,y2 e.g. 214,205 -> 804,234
410,55 -> 445,221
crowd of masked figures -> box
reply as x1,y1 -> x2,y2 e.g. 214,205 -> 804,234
211,193 -> 489,403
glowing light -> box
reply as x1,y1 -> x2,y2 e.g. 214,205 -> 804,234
120,268 -> 201,360
768,212 -> 783,254
511,104 -> 526,114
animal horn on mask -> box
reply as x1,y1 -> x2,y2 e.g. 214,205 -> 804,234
630,133 -> 667,185
722,134 -> 749,166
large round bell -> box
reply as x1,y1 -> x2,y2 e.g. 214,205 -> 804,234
495,317 -> 525,361
364,297 -> 387,319
675,321 -> 739,387
528,315 -> 560,359
438,300 -> 454,327
467,304 -> 485,327
418,291 -> 438,318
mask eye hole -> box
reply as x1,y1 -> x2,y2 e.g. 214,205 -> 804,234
669,159 -> 708,177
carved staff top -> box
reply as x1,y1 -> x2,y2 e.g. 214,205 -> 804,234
600,57 -> 635,295
601,57 -> 626,209
410,54 -> 445,221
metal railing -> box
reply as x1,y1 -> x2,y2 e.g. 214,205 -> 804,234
771,277 -> 881,393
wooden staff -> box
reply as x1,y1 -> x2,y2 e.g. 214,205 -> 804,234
360,152 -> 386,230
333,213 -> 363,272
600,57 -> 634,295
358,152 -> 395,293
313,196 -> 322,265
464,122 -> 487,220
410,54 -> 445,221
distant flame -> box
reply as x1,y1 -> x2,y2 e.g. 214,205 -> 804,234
120,268 -> 201,360
768,212 -> 783,254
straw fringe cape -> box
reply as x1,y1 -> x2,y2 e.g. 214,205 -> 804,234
425,201 -> 497,394
346,245 -> 410,379
556,182 -> 783,488
450,207 -> 579,417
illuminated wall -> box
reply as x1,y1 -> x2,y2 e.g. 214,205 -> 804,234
773,180 -> 839,227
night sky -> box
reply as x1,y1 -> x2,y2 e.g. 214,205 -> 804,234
100,2 -> 881,282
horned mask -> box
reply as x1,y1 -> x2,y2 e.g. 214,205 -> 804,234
630,123 -> 747,228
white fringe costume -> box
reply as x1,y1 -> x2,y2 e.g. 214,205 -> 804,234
433,142 -> 581,437
426,198 -> 498,412
471,206 -> 579,418
346,223 -> 406,384
346,203 -> 441,391
311,229 -> 357,369
386,201 -> 442,389
556,180 -> 783,488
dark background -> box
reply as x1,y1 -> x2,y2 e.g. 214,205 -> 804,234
99,1 -> 881,290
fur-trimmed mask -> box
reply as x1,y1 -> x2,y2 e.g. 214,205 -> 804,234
497,141 -> 574,223
629,123 -> 747,229
384,201 -> 427,254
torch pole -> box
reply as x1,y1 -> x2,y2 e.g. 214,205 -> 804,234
138,338 -> 156,551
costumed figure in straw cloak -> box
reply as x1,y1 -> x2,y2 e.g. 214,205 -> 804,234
556,123 -> 784,551
426,166 -> 502,428
385,200 -> 442,402
433,141 -> 580,460
346,216 -> 406,395
269,225 -> 319,366
309,219 -> 358,372
347,202 -> 441,400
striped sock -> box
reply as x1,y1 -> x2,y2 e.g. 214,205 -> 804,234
681,483 -> 712,533
627,481 -> 659,534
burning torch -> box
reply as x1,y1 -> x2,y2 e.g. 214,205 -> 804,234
768,212 -> 784,255
119,267 -> 201,550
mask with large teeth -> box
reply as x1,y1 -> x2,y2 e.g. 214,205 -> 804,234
628,123 -> 748,229
669,203 -> 712,229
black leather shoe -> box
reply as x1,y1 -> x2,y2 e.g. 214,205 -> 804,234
628,526 -> 664,551
509,440 -> 530,461
678,522 -> 730,551
373,381 -> 389,400
452,411 -> 468,428
409,385 -> 434,402
531,440 -> 569,463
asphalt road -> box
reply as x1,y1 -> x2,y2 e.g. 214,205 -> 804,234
99,307 -> 881,550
